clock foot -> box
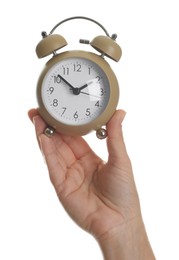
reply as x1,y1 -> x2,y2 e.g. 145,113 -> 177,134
44,126 -> 55,137
96,128 -> 107,139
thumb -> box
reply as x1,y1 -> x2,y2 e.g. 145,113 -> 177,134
106,109 -> 131,169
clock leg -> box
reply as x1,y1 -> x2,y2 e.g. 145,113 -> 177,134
96,127 -> 107,139
44,126 -> 55,137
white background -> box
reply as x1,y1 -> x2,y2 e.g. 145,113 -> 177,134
0,0 -> 179,259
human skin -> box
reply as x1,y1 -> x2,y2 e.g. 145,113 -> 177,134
28,108 -> 155,260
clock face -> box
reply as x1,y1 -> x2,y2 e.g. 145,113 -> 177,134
41,57 -> 110,126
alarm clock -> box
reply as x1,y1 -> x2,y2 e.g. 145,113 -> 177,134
36,16 -> 122,139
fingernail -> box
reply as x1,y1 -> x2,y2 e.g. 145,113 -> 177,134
32,116 -> 36,125
32,115 -> 39,126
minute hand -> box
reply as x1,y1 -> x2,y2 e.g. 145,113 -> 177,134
58,75 -> 76,90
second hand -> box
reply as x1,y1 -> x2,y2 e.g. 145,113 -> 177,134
80,91 -> 101,99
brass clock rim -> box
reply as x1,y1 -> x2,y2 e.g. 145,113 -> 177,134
37,50 -> 119,136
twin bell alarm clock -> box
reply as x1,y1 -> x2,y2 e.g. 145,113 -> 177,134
35,16 -> 122,139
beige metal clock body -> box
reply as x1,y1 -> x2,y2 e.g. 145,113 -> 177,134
37,50 -> 119,137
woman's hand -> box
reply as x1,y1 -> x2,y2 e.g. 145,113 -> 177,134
28,109 -> 155,259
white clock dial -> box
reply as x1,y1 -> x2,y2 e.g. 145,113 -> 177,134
41,57 -> 110,126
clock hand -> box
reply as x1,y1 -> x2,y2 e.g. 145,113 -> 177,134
58,74 -> 82,95
58,75 -> 76,91
80,91 -> 101,99
78,80 -> 93,91
59,76 -> 97,95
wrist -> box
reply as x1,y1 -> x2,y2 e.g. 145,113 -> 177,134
97,216 -> 155,260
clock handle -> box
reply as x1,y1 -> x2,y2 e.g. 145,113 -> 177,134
49,16 -> 121,62
49,16 -> 110,36
36,16 -> 122,62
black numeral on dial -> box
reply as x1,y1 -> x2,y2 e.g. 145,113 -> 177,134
86,108 -> 91,116
52,99 -> 58,107
54,75 -> 61,84
74,64 -> 81,72
74,111 -> 78,119
61,107 -> 67,116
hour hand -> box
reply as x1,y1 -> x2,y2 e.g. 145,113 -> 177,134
79,80 -> 93,91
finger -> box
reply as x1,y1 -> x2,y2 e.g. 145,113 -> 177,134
38,134 -> 67,187
28,108 -> 95,160
28,109 -> 70,186
32,115 -> 76,167
28,108 -> 46,137
61,135 -> 95,160
33,115 -> 47,137
106,109 -> 131,169
32,116 -> 76,186
28,108 -> 39,122
28,108 -> 47,150
60,135 -> 102,177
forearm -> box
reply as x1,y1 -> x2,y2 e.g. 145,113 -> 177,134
97,217 -> 155,260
